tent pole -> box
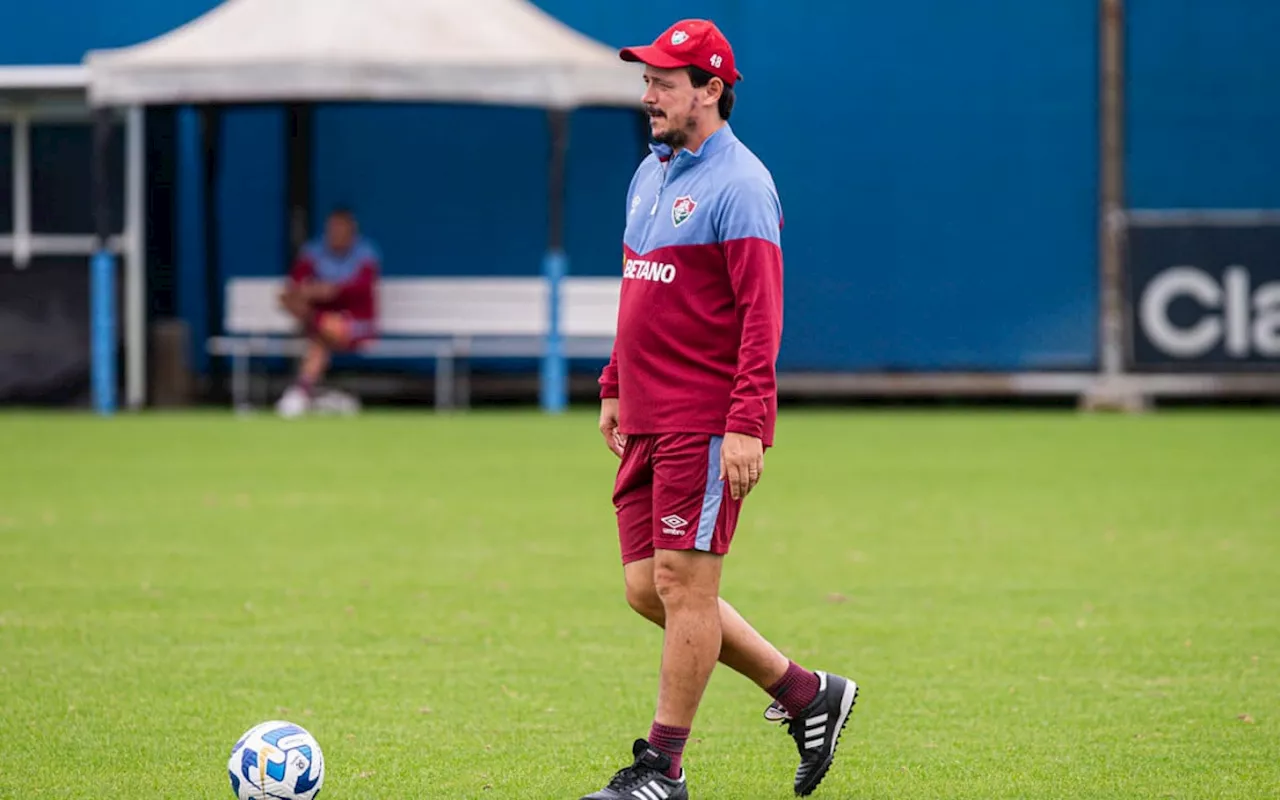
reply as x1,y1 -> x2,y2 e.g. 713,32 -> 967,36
285,103 -> 313,263
200,106 -> 224,397
198,106 -> 221,371
540,109 -> 570,414
90,107 -> 117,416
12,107 -> 30,269
125,105 -> 147,410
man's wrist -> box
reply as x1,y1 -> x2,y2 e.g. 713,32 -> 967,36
725,420 -> 763,439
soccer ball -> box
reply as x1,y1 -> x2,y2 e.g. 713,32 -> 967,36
227,720 -> 325,800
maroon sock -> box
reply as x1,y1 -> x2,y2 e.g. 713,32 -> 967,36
767,661 -> 821,717
647,722 -> 689,780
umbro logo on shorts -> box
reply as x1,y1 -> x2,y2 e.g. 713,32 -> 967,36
660,514 -> 688,536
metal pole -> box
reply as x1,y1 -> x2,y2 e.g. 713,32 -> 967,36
125,105 -> 147,409
540,109 -> 570,414
91,107 -> 117,415
1099,0 -> 1126,377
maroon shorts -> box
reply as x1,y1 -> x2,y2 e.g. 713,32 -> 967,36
613,433 -> 742,565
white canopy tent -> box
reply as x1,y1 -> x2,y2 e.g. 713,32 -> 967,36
82,0 -> 645,412
84,0 -> 643,109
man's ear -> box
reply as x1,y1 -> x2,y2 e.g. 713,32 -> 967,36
703,77 -> 724,108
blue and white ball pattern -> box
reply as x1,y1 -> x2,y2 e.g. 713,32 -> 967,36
227,720 -> 325,800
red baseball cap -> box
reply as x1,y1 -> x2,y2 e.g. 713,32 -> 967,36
619,19 -> 742,86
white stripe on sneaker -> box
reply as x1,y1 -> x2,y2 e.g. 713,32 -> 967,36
632,781 -> 667,800
804,711 -> 829,750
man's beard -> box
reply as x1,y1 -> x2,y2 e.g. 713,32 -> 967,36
655,126 -> 688,149
650,109 -> 695,149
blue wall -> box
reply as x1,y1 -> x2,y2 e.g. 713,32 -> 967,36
0,0 -> 222,64
1126,0 -> 1280,209
5,0 -> 1271,377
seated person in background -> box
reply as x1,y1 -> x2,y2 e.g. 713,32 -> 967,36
275,206 -> 380,417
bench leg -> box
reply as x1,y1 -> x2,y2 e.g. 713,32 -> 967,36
232,349 -> 250,412
255,355 -> 267,409
253,352 -> 271,410
248,353 -> 259,409
435,353 -> 454,412
457,355 -> 471,410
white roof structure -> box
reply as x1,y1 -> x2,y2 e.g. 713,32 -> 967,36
83,0 -> 644,110
0,65 -> 89,93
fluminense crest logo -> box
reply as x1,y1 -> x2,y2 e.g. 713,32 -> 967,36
671,195 -> 697,227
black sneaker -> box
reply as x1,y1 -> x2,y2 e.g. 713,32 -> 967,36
768,671 -> 859,796
579,738 -> 689,800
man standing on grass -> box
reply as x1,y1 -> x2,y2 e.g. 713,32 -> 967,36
583,19 -> 858,800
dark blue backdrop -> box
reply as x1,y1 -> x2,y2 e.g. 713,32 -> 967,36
3,1 -> 1275,376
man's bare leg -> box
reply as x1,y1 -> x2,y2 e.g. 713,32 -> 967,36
626,555 -> 856,797
276,294 -> 345,416
289,312 -> 347,393
652,549 -> 723,726
626,557 -> 788,689
642,548 -> 723,780
297,340 -> 331,392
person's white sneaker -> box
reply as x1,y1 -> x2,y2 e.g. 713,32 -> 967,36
313,388 -> 361,416
275,386 -> 310,418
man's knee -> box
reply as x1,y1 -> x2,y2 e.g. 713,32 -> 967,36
626,582 -> 664,624
623,560 -> 664,624
315,312 -> 352,349
653,550 -> 721,609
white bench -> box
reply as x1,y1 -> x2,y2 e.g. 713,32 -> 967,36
205,275 -> 620,410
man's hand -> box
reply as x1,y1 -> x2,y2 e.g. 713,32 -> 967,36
720,431 -> 764,500
302,281 -> 340,302
599,398 -> 626,458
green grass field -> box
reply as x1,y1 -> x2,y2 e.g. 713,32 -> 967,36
1,408 -> 1277,799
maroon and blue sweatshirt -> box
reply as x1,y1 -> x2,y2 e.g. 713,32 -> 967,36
288,237 -> 380,325
599,124 -> 785,447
